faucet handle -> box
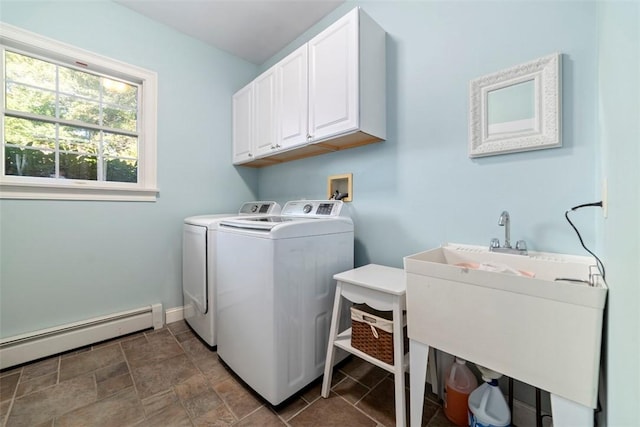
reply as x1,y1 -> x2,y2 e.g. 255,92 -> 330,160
516,240 -> 528,252
490,238 -> 500,250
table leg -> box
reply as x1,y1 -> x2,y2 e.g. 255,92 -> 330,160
321,283 -> 343,398
410,339 -> 429,427
392,299 -> 406,427
550,394 -> 593,427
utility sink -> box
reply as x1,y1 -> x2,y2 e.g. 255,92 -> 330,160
404,243 -> 607,409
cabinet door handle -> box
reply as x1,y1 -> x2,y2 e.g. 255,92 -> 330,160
248,153 -> 253,157
270,145 -> 276,149
307,134 -> 312,142
275,144 -> 281,148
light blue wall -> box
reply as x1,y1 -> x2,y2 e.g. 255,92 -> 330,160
597,2 -> 640,425
0,1 -> 259,337
258,1 -> 598,269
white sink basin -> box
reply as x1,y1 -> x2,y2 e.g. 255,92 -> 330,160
404,243 -> 607,408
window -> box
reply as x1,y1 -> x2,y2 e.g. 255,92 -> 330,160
1,24 -> 157,201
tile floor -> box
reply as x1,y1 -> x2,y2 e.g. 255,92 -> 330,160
0,321 -> 454,427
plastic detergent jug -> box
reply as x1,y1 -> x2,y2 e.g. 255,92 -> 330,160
468,378 -> 511,427
444,357 -> 478,426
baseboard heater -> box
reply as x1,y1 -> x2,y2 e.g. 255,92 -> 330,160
0,304 -> 163,370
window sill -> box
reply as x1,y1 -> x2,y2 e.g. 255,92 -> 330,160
0,181 -> 158,202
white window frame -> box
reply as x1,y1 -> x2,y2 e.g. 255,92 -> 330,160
0,23 -> 158,201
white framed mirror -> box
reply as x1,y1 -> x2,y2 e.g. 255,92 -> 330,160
469,53 -> 561,158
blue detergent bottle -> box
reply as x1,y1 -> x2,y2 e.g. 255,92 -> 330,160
468,365 -> 511,427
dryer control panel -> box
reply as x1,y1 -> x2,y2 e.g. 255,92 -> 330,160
238,201 -> 281,215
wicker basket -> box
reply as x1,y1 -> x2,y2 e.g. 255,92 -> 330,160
350,304 -> 408,365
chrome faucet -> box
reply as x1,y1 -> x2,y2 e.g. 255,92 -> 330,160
498,210 -> 511,248
490,210 -> 528,255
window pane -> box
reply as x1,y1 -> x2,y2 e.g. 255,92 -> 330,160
103,79 -> 137,108
59,67 -> 100,100
5,51 -> 56,90
59,153 -> 97,180
104,132 -> 137,158
4,117 -> 56,149
4,146 -> 55,177
58,125 -> 99,154
59,94 -> 100,125
105,158 -> 137,183
103,106 -> 136,132
5,82 -> 56,117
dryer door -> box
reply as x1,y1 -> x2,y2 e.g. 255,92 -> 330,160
183,224 -> 208,315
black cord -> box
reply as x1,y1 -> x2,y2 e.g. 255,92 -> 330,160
565,202 -> 606,280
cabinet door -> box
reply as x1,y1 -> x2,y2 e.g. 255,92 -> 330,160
277,44 -> 308,150
308,8 -> 358,142
254,68 -> 278,157
232,83 -> 254,164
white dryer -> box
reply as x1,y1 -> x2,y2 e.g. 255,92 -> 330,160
182,201 -> 281,347
216,200 -> 354,405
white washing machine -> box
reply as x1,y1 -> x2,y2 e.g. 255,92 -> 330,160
182,201 -> 281,347
216,200 -> 354,405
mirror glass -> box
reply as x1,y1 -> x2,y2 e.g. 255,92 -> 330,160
469,53 -> 561,158
487,79 -> 535,135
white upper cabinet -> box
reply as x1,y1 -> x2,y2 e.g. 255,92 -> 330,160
253,67 -> 278,158
308,9 -> 358,141
232,83 -> 253,164
232,7 -> 385,167
277,44 -> 309,150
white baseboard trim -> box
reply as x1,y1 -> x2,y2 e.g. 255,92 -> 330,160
165,306 -> 184,324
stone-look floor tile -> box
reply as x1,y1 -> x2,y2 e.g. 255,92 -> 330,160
180,337 -> 216,362
197,357 -> 231,385
174,374 -> 211,402
1,372 -> 20,402
289,392 -> 377,427
340,357 -> 389,388
425,408 -> 458,427
130,354 -> 199,399
273,397 -> 308,421
95,361 -> 129,382
15,372 -> 57,398
332,376 -> 370,404
167,320 -> 190,335
357,377 -> 440,427
299,371 -> 345,404
192,404 -> 236,427
1,366 -> 22,378
213,377 -> 262,420
60,346 -> 92,359
97,373 -> 133,399
123,329 -> 184,368
355,377 -> 397,427
174,329 -> 198,343
21,358 -> 58,381
141,389 -> 178,417
59,345 -> 124,381
1,399 -> 11,422
236,406 -> 285,426
143,402 -> 192,427
55,387 -> 144,427
182,390 -> 223,419
6,374 -> 96,426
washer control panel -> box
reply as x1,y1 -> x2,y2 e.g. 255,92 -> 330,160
281,200 -> 344,217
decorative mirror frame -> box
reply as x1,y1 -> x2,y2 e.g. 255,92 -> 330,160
469,53 -> 561,158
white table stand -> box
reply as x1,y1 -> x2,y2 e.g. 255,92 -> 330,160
321,264 -> 437,427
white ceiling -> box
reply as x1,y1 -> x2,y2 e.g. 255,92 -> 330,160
116,0 -> 345,65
